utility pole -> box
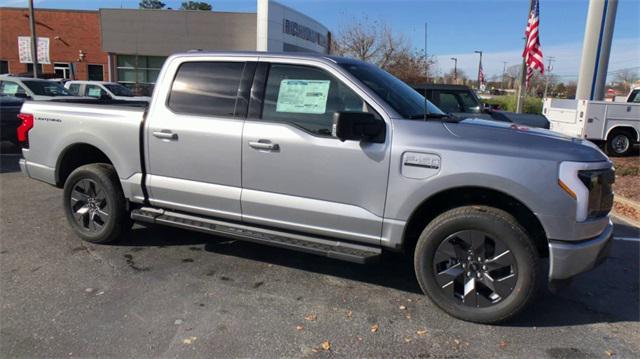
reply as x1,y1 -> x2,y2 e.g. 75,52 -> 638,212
516,0 -> 535,113
28,0 -> 39,78
450,57 -> 458,83
474,50 -> 482,90
543,56 -> 555,99
502,61 -> 507,90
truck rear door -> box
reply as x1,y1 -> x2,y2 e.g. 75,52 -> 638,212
144,57 -> 256,222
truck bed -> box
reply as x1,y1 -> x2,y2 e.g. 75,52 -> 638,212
19,101 -> 146,199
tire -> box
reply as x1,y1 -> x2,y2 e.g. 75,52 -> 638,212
63,163 -> 132,244
414,206 -> 538,324
606,130 -> 634,156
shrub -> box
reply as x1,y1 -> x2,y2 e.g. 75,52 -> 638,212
483,95 -> 542,114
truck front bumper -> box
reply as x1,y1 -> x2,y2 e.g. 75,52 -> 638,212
548,219 -> 614,281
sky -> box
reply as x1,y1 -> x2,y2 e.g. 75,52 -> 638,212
2,0 -> 639,81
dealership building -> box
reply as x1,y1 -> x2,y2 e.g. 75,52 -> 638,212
0,0 -> 330,89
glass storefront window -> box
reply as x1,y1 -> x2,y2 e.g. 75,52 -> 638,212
115,54 -> 166,85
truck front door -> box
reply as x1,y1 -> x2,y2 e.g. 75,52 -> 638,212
145,59 -> 255,222
241,62 -> 391,245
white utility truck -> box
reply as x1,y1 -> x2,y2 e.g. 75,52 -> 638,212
543,87 -> 640,156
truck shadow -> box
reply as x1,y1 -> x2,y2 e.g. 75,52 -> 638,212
119,223 -> 638,328
0,142 -> 21,173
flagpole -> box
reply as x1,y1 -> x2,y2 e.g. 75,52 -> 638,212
516,0 -> 535,114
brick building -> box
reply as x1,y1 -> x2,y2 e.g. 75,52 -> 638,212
0,7 -> 108,81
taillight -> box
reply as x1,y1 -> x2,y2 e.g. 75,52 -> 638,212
17,113 -> 34,147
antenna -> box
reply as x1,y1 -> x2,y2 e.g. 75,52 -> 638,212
424,22 -> 429,120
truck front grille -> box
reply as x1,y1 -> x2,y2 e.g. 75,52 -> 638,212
578,168 -> 615,220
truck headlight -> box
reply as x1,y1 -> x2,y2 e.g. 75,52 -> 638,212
559,162 -> 614,222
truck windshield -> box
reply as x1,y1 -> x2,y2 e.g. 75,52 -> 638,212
338,61 -> 444,119
22,80 -> 72,96
104,84 -> 134,97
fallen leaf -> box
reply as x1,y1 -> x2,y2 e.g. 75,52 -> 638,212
321,340 -> 331,351
357,336 -> 363,341
499,340 -> 508,349
399,305 -> 407,310
304,314 -> 317,321
416,329 -> 428,336
404,337 -> 412,343
296,325 -> 304,331
370,323 -> 379,333
346,310 -> 353,319
453,339 -> 461,346
407,299 -> 413,302
605,350 -> 615,357
182,336 -> 197,345
405,314 -> 412,320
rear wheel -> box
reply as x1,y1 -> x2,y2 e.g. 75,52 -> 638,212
63,164 -> 132,244
414,206 -> 538,323
606,130 -> 634,156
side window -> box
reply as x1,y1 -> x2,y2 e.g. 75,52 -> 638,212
0,81 -> 26,96
168,61 -> 244,117
68,83 -> 81,95
85,84 -> 107,98
437,92 -> 463,113
629,90 -> 640,103
262,64 -> 370,136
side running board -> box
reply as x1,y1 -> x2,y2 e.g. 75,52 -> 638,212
131,207 -> 381,264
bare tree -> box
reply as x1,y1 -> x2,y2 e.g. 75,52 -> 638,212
332,17 -> 434,83
613,68 -> 640,93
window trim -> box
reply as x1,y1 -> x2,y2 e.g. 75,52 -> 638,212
164,60 -> 252,119
249,61 -> 384,140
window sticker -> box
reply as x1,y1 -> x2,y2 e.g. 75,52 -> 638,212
2,83 -> 19,95
276,79 -> 330,114
87,87 -> 102,97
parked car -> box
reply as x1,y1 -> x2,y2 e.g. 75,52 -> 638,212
413,84 -> 550,129
543,87 -> 639,156
0,95 -> 24,146
65,81 -> 151,103
0,76 -> 90,101
18,52 -> 614,324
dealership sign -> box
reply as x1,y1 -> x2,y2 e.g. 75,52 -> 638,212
283,19 -> 328,47
18,36 -> 50,64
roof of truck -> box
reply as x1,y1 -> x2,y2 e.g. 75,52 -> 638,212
171,51 -> 364,65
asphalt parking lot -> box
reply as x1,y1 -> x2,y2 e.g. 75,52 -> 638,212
1,148 -> 638,358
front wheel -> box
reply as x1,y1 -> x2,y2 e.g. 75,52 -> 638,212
414,206 -> 538,324
63,163 -> 132,244
606,130 -> 634,156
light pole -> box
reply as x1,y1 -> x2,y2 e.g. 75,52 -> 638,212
502,61 -> 508,90
450,57 -> 457,83
474,50 -> 483,90
543,56 -> 555,99
28,0 -> 38,78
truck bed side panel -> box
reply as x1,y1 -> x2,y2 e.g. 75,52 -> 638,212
20,102 -> 145,197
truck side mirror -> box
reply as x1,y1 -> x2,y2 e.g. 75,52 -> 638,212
332,112 -> 385,143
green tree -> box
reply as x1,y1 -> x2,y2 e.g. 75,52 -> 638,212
139,0 -> 166,9
180,1 -> 213,10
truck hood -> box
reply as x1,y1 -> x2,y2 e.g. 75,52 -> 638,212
443,118 -> 609,162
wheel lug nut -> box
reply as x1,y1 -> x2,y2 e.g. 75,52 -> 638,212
482,265 -> 487,270
476,272 -> 482,278
467,256 -> 472,261
466,272 -> 472,277
477,257 -> 482,261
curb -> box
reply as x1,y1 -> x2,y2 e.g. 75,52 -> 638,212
612,195 -> 640,228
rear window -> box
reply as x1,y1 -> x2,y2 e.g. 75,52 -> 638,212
168,62 -> 244,117
22,80 -> 71,96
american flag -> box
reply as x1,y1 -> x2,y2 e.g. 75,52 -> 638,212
478,60 -> 486,90
523,0 -> 544,87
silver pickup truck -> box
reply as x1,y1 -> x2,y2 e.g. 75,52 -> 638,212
18,52 -> 614,323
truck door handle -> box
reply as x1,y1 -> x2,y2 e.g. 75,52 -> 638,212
153,130 -> 178,140
248,140 -> 279,151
